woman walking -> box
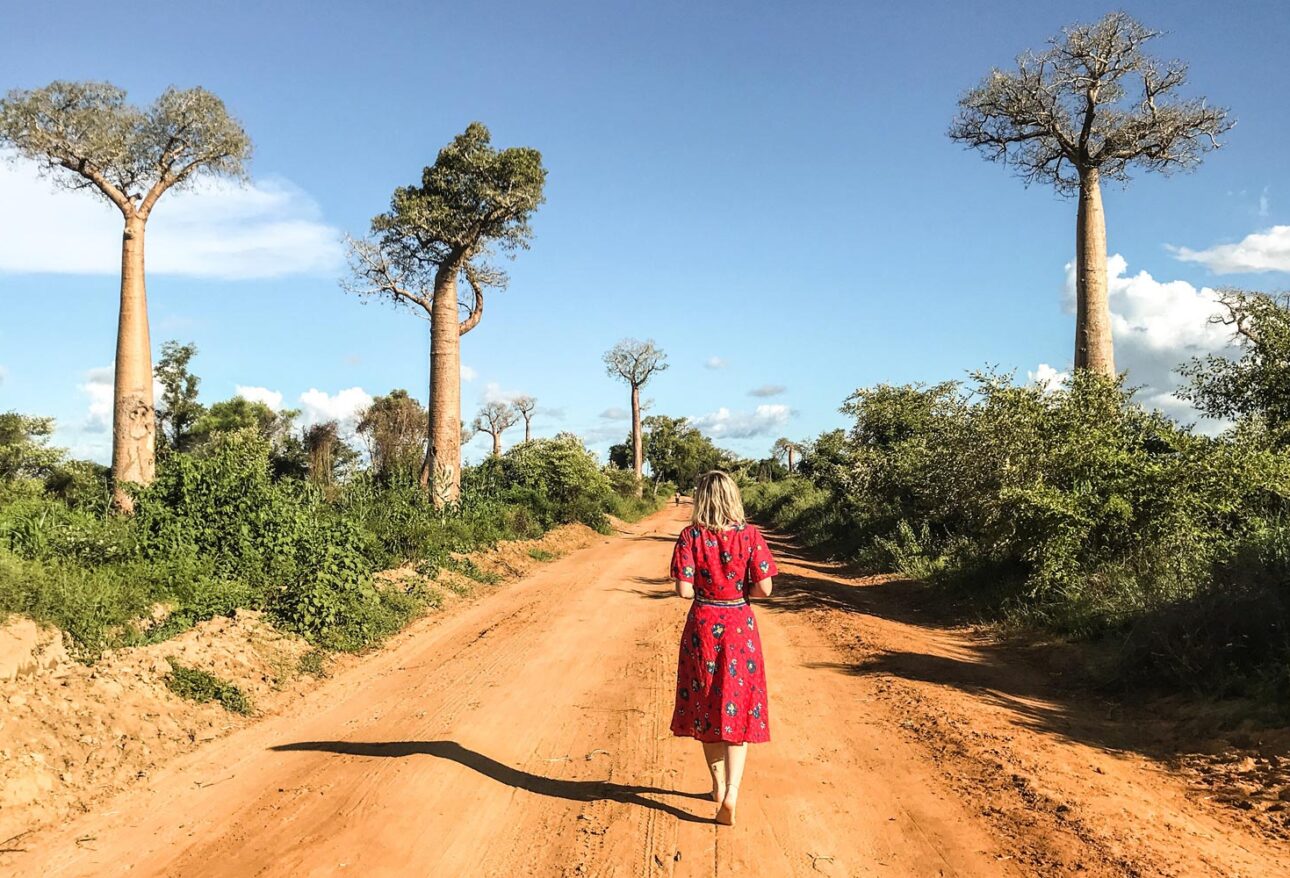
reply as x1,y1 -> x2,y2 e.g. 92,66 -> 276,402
669,470 -> 777,826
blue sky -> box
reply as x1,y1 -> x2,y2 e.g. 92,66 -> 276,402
1,0 -> 1287,463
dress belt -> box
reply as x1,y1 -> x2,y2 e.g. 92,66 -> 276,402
693,596 -> 749,607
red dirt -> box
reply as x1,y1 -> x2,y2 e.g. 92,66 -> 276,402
2,505 -> 1285,876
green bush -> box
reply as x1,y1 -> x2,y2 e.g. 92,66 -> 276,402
755,370 -> 1290,695
164,657 -> 252,714
466,435 -> 615,531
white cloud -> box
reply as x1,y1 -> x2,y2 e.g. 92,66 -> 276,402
1170,225 -> 1290,275
705,356 -> 726,370
692,404 -> 791,439
748,384 -> 786,398
235,385 -> 284,411
1259,187 -> 1271,218
297,387 -> 373,432
461,365 -> 477,381
0,154 -> 343,279
80,366 -> 115,433
1061,255 -> 1235,422
1027,363 -> 1069,394
599,407 -> 630,420
481,381 -> 525,404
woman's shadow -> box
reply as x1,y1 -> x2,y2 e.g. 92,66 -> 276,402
270,739 -> 712,823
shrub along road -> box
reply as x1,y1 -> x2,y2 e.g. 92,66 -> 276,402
5,505 -> 1284,877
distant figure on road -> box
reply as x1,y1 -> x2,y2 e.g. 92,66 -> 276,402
674,491 -> 681,506
668,470 -> 777,826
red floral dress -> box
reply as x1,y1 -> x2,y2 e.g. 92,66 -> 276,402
669,523 -> 778,744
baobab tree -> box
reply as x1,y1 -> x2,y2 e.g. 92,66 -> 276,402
0,82 -> 251,510
347,123 -> 546,506
512,395 -> 537,443
772,437 -> 801,473
604,339 -> 669,492
472,401 -> 520,456
949,12 -> 1231,377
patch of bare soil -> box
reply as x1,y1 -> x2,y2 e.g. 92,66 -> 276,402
0,610 -> 312,845
0,522 -> 602,848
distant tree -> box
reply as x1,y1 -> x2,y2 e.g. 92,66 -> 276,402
154,340 -> 204,453
771,437 -> 801,472
357,390 -> 427,482
302,420 -> 357,486
604,339 -> 669,493
607,440 -> 632,470
641,415 -> 723,491
346,123 -> 546,506
1181,290 -> 1290,436
0,412 -> 64,481
0,82 -> 251,511
190,397 -> 298,448
473,401 -> 520,456
747,456 -> 788,483
512,395 -> 538,443
950,12 -> 1231,377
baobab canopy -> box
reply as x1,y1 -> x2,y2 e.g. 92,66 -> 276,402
949,12 -> 1232,194
0,81 -> 251,216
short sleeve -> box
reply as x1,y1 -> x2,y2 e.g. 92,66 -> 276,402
747,527 -> 778,581
670,532 -> 696,583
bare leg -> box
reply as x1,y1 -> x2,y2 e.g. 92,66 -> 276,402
702,742 -> 726,803
717,743 -> 747,825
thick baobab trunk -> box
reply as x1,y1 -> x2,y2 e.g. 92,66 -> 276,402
423,267 -> 463,507
630,384 -> 643,497
111,215 -> 156,513
523,418 -> 531,443
491,431 -> 502,456
787,448 -> 795,473
1074,168 -> 1116,376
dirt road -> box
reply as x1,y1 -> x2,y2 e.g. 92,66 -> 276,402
5,505 -> 1285,877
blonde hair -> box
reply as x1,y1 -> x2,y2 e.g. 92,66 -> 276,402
692,470 -> 745,532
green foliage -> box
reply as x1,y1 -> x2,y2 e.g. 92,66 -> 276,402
1181,290 -> 1290,436
750,369 -> 1290,695
164,657 -> 252,714
155,340 -> 205,453
357,390 -> 426,482
0,411 -> 64,481
375,122 -> 546,262
44,459 -> 111,512
446,557 -> 502,585
641,415 -> 729,491
467,435 -> 614,531
0,82 -> 251,209
190,398 -> 298,449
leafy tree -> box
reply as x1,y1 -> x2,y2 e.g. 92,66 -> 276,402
950,13 -> 1231,377
641,415 -> 724,490
154,340 -> 205,453
0,82 -> 251,510
473,401 -> 520,456
603,339 -> 669,493
303,420 -> 358,486
512,395 -> 538,443
347,123 -> 546,506
0,412 -> 64,481
357,390 -> 426,482
1181,290 -> 1290,435
190,397 -> 298,448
